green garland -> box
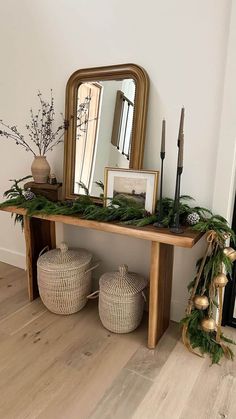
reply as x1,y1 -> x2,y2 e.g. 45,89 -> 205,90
1,176 -> 235,363
181,310 -> 235,364
0,177 -> 218,228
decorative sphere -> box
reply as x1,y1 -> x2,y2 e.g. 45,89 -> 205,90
193,295 -> 209,310
213,273 -> 228,288
64,200 -> 74,208
201,317 -> 216,332
223,247 -> 236,262
23,188 -> 36,201
186,212 -> 200,226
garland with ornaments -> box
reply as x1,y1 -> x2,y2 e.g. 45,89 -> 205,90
0,176 -> 235,364
181,228 -> 236,364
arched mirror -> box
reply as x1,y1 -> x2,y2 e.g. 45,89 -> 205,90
63,64 -> 149,201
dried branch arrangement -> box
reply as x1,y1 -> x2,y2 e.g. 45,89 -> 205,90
0,91 -> 66,156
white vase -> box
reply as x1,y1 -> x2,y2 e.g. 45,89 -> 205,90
31,156 -> 50,183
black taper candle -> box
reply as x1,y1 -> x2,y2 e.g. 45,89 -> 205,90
174,107 -> 184,200
161,119 -> 166,153
177,107 -> 184,147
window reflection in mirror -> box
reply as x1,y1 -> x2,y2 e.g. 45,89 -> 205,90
74,79 -> 136,197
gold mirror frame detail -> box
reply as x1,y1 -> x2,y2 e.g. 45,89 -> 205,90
63,63 -> 149,201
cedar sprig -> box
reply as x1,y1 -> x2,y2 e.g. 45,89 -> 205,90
3,175 -> 32,200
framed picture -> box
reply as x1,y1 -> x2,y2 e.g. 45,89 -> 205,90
104,168 -> 159,214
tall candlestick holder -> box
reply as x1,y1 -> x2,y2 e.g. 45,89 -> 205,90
170,108 -> 185,234
153,151 -> 165,228
170,164 -> 184,234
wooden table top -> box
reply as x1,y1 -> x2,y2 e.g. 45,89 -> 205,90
1,206 -> 204,248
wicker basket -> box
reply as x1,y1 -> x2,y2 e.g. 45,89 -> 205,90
98,264 -> 147,333
37,242 -> 98,315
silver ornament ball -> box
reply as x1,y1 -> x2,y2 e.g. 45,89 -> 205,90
23,189 -> 36,201
187,212 -> 200,226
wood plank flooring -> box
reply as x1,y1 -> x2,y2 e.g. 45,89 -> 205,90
0,261 -> 236,419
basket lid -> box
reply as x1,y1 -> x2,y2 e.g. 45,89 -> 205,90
37,242 -> 92,271
99,264 -> 147,296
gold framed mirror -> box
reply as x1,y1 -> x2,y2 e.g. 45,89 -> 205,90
63,63 -> 149,201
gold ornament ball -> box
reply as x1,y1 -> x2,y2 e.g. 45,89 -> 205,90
223,247 -> 236,262
193,295 -> 209,310
201,317 -> 216,332
213,273 -> 228,288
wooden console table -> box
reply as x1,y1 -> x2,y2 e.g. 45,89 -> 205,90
1,206 -> 203,349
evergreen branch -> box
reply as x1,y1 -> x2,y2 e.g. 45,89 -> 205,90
94,180 -> 104,191
77,181 -> 89,196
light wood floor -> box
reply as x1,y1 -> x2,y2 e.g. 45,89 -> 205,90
0,262 -> 236,419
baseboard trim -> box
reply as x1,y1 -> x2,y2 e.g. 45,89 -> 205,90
0,247 -> 26,269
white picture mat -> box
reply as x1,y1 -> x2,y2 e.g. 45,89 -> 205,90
106,169 -> 157,213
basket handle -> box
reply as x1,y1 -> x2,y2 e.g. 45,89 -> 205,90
87,290 -> 100,300
85,261 -> 100,274
38,246 -> 49,257
141,291 -> 147,302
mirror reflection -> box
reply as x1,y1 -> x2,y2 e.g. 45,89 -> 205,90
74,78 -> 136,196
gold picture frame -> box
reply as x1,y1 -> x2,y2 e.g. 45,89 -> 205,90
104,168 -> 159,214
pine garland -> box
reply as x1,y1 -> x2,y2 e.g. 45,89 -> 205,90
181,225 -> 236,364
181,310 -> 234,364
1,176 -> 235,364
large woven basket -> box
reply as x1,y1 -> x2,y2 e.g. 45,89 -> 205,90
98,264 -> 147,333
37,242 -> 97,315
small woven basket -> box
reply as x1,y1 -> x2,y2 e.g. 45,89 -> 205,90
37,242 -> 98,315
98,264 -> 147,333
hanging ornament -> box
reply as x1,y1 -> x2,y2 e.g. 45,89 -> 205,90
201,317 -> 216,332
23,188 -> 36,201
186,212 -> 200,226
193,295 -> 209,310
223,247 -> 236,262
213,273 -> 228,288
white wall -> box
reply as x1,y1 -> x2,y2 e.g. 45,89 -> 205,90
213,0 -> 236,221
0,0 -> 233,320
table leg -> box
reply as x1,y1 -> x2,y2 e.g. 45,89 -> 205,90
148,241 -> 174,349
24,216 -> 56,301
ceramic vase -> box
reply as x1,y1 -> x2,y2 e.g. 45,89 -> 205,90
31,156 -> 50,184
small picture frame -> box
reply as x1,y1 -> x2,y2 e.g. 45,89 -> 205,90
104,168 -> 159,214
